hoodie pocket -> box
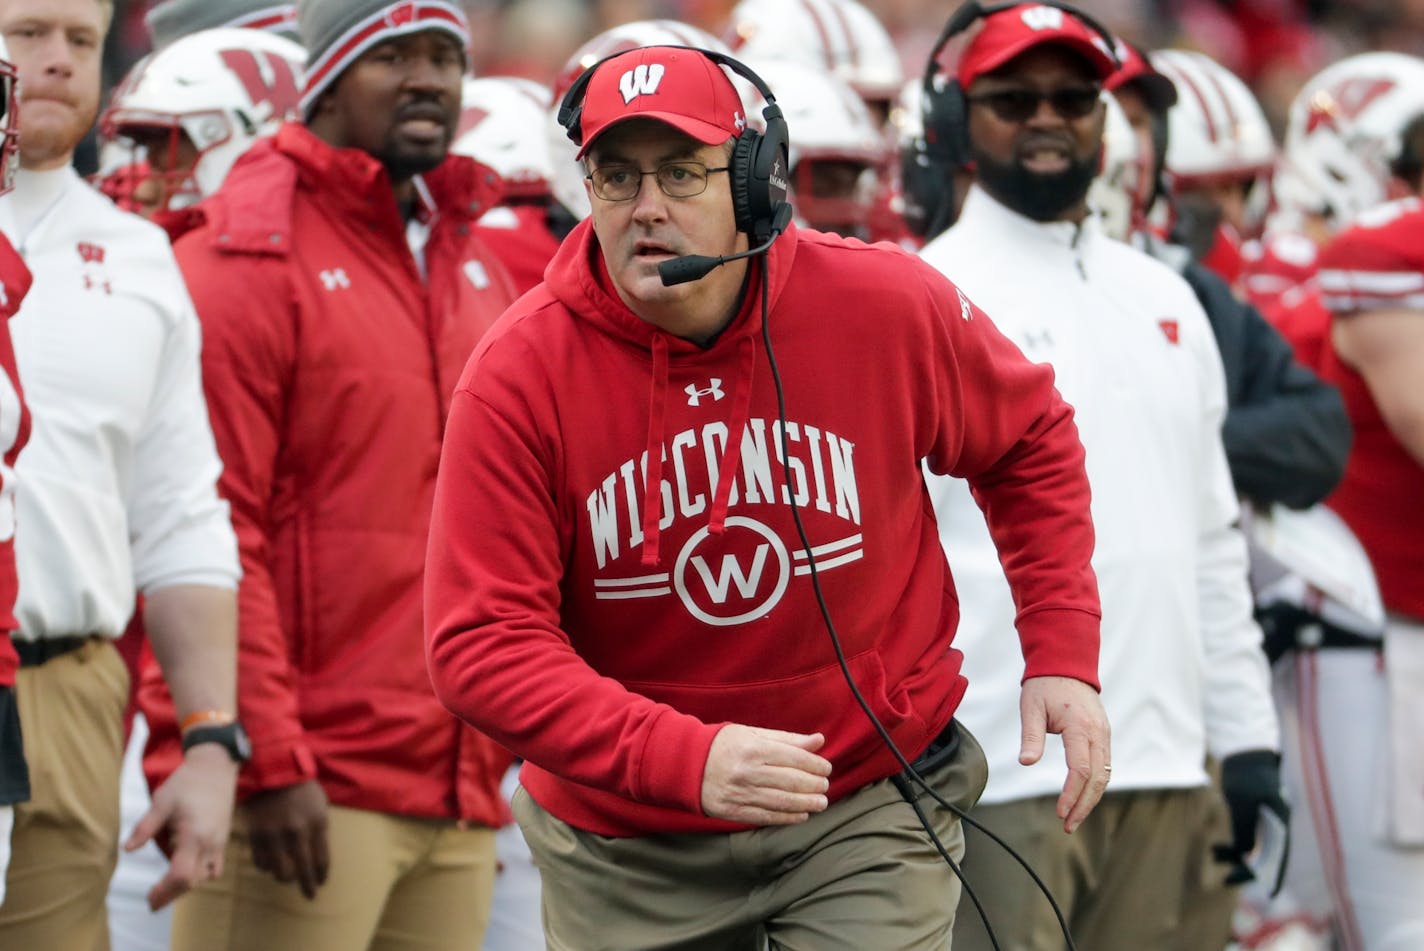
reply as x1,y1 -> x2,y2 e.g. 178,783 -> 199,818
624,650 -> 928,772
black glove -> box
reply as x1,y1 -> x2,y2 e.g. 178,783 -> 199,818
1214,750 -> 1290,893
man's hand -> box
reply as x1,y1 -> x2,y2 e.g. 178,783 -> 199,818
1020,675 -> 1111,833
123,744 -> 239,911
701,725 -> 832,826
242,780 -> 331,899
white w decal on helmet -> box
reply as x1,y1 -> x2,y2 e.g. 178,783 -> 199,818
618,63 -> 665,104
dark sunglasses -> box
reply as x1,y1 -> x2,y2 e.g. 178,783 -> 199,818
966,86 -> 1102,122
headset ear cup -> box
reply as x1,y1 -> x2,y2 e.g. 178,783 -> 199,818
938,80 -> 971,167
738,108 -> 790,240
730,130 -> 759,236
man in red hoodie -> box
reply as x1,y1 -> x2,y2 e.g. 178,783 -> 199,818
426,46 -> 1110,950
136,1 -> 519,948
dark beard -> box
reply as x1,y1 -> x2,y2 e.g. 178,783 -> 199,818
972,144 -> 1100,222
377,139 -> 450,183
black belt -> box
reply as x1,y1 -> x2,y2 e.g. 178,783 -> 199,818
12,635 -> 96,667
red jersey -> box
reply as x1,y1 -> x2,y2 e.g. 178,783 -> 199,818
0,236 -> 32,686
1242,230 -> 1321,315
1316,198 -> 1424,618
472,202 -> 563,296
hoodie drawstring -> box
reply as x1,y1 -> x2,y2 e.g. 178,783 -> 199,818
640,333 -> 757,565
708,335 -> 755,536
640,335 -> 670,567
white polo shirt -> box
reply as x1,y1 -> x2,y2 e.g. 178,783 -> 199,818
8,166 -> 238,642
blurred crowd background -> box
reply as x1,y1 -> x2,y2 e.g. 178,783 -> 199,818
92,0 -> 1424,165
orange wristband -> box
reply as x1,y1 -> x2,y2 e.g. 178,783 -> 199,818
180,709 -> 234,733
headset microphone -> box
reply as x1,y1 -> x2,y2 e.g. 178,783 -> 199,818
658,203 -> 793,286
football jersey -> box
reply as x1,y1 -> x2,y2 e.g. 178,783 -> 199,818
1316,198 -> 1424,617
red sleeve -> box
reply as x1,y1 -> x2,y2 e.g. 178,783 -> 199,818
916,261 -> 1102,689
175,236 -> 317,795
424,338 -> 717,813
1318,201 -> 1424,314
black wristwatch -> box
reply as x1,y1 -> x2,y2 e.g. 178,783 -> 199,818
181,720 -> 252,764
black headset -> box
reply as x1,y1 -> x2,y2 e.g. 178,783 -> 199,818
905,0 -> 1120,239
557,46 -> 791,244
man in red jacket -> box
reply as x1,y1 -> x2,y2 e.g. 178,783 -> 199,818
0,38 -> 30,905
426,45 -> 1110,950
136,1 -> 519,948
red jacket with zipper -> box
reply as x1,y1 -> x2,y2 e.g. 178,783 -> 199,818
425,220 -> 1102,836
139,122 -> 516,823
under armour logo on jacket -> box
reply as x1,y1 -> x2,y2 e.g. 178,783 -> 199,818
685,380 -> 725,406
619,64 -> 666,104
319,268 -> 351,291
1021,6 -> 1065,30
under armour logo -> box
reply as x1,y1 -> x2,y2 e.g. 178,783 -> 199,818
77,241 -> 106,265
319,268 -> 351,291
1021,328 -> 1054,350
734,111 -> 747,132
619,63 -> 666,104
1021,5 -> 1065,30
685,379 -> 725,406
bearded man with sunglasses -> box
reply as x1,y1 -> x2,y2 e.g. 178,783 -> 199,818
919,6 -> 1281,951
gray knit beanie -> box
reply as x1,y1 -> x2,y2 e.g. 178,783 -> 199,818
297,0 -> 469,118
146,0 -> 300,50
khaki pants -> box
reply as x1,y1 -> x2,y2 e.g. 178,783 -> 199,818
170,804 -> 497,951
515,722 -> 989,951
0,637 -> 128,951
951,786 -> 1217,951
1175,762 -> 1238,951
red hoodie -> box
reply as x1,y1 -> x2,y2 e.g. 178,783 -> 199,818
425,220 -> 1101,836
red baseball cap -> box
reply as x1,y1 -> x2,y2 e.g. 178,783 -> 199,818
1104,39 -> 1178,113
957,4 -> 1119,88
574,46 -> 748,159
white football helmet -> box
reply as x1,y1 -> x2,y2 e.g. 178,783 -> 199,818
741,57 -> 886,236
1151,49 -> 1275,193
98,27 -> 305,213
0,37 -> 18,197
726,0 -> 903,110
1271,52 -> 1424,233
453,76 -> 555,201
549,20 -> 736,220
1089,93 -> 1148,242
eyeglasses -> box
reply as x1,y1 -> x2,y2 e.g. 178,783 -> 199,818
586,161 -> 730,201
966,86 -> 1102,123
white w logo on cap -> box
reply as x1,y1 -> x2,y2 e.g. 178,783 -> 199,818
1021,5 -> 1065,30
618,64 -> 666,104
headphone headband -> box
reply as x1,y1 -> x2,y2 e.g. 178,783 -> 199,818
557,45 -> 780,148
